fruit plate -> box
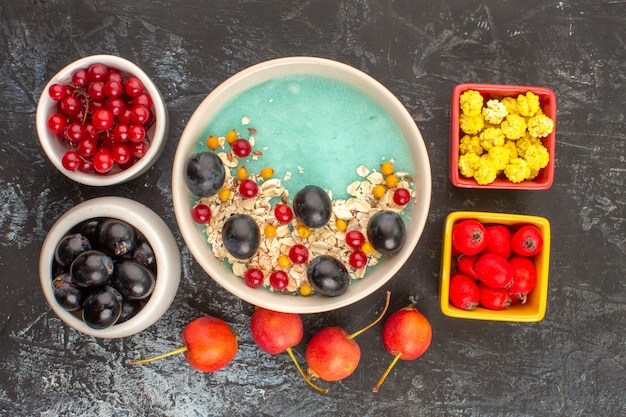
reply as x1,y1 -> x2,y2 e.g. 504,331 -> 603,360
440,211 -> 550,322
450,83 -> 556,190
172,56 -> 432,314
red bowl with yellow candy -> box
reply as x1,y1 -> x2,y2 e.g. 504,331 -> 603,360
450,83 -> 556,190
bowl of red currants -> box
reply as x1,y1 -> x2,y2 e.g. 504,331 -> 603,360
36,55 -> 169,186
439,211 -> 550,322
39,196 -> 181,338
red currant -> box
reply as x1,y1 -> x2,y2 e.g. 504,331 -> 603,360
129,125 -> 146,143
192,203 -> 212,223
77,159 -> 94,173
130,105 -> 151,125
393,188 -> 411,205
274,204 -> 293,223
92,108 -> 115,131
111,143 -> 131,165
231,138 -> 252,158
48,83 -> 68,101
346,230 -> 366,249
129,141 -> 147,158
239,179 -> 259,198
112,124 -> 130,143
107,69 -> 123,84
103,80 -> 123,98
83,123 -> 100,141
349,250 -> 368,269
106,98 -> 126,117
71,69 -> 89,88
64,121 -> 85,143
87,63 -> 108,81
288,244 -> 309,264
77,138 -> 97,158
124,77 -> 144,97
60,95 -> 81,116
61,150 -> 81,171
118,108 -> 132,124
93,147 -> 114,173
269,270 -> 289,291
133,92 -> 153,108
244,268 -> 264,288
87,81 -> 105,101
47,113 -> 67,134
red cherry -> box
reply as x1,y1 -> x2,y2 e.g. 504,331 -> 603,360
192,204 -> 212,224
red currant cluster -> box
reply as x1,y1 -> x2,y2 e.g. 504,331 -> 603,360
46,63 -> 154,174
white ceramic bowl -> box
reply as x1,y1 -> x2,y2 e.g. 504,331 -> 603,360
39,197 -> 181,338
172,57 -> 432,314
36,54 -> 169,186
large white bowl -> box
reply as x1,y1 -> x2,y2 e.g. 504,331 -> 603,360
172,57 -> 432,314
36,54 -> 169,186
39,197 -> 181,338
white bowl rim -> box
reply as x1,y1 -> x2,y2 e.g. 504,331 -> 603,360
36,54 -> 169,186
39,196 -> 181,338
172,56 -> 432,314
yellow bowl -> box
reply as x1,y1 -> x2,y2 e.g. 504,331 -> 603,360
440,211 -> 550,322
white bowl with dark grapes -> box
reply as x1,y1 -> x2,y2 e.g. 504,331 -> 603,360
39,197 -> 181,338
172,57 -> 432,314
36,54 -> 168,186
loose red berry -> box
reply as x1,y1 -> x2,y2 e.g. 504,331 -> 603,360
244,268 -> 264,288
239,179 -> 259,198
112,124 -> 130,143
393,188 -> 411,205
192,204 -> 212,224
508,256 -> 537,303
269,270 -> 289,291
60,95 -> 81,116
348,250 -> 368,269
288,244 -> 309,264
231,138 -> 252,158
345,230 -> 366,249
274,204 -> 293,223
129,141 -> 147,158
478,283 -> 512,310
484,225 -> 512,259
475,253 -> 514,289
456,254 -> 479,279
106,97 -> 126,117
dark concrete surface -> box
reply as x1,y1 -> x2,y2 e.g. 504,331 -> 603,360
1,1 -> 624,416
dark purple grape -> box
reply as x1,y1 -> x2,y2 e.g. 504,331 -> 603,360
97,218 -> 137,256
307,255 -> 350,297
132,238 -> 156,271
76,218 -> 102,243
117,299 -> 142,324
70,250 -> 114,288
185,151 -> 226,197
367,211 -> 406,255
54,233 -> 92,267
52,272 -> 85,311
112,260 -> 155,300
82,286 -> 122,329
222,214 -> 260,259
293,185 -> 332,228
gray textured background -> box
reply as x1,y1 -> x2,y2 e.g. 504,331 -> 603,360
1,0 -> 624,416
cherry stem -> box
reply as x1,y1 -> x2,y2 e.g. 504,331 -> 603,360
128,346 -> 188,365
347,290 -> 391,341
372,351 -> 402,393
285,347 -> 329,394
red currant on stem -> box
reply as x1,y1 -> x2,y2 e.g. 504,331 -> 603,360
107,69 -> 123,84
87,81 -> 105,101
288,244 -> 309,264
192,204 -> 212,224
129,125 -> 146,143
93,147 -> 114,173
130,141 -> 147,158
106,98 -> 126,117
47,113 -> 67,134
112,124 -> 130,143
87,63 -> 108,82
48,83 -> 68,101
71,69 -> 89,88
244,268 -> 264,288
239,179 -> 259,198
270,270 -> 289,291
64,122 -> 85,143
61,150 -> 81,171
124,77 -> 144,96
92,108 -> 115,131
111,143 -> 131,165
133,92 -> 153,108
77,138 -> 97,158
103,80 -> 123,98
60,95 -> 81,117
130,105 -> 151,125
